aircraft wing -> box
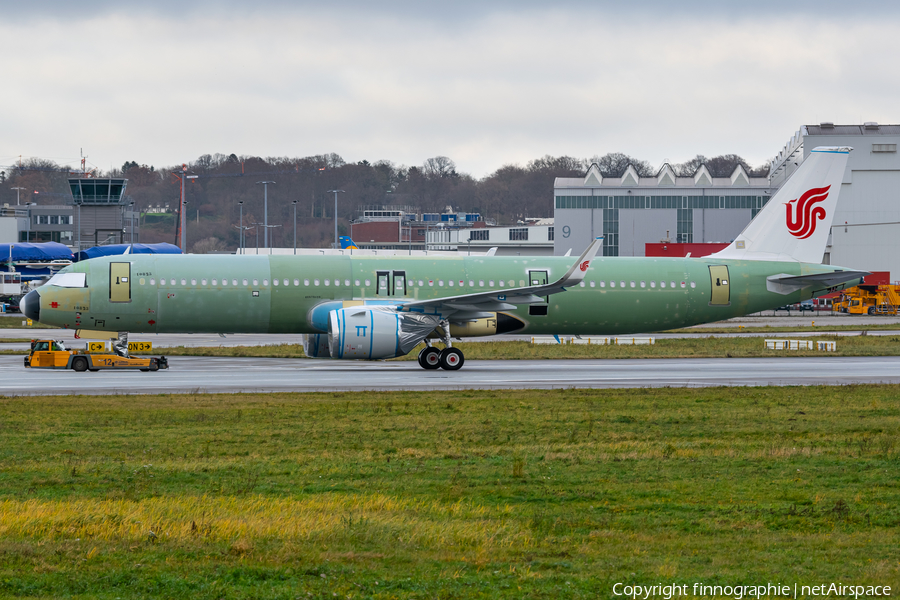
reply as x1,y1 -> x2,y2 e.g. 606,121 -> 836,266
396,238 -> 603,319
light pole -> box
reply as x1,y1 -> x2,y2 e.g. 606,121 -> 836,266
182,201 -> 188,252
327,189 -> 344,249
256,181 -> 275,249
238,201 -> 244,254
292,200 -> 297,255
129,201 -> 135,248
252,222 -> 261,253
11,187 -> 24,206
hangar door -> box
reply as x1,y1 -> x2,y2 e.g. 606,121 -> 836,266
109,262 -> 132,303
709,265 -> 730,306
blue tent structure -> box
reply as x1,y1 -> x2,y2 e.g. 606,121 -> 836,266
0,243 -> 75,281
0,242 -> 74,264
74,243 -> 182,262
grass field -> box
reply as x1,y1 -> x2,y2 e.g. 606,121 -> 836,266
0,386 -> 897,598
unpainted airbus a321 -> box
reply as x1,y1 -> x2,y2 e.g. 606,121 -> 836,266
23,146 -> 866,371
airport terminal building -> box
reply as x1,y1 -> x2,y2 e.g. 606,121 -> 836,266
554,123 -> 900,278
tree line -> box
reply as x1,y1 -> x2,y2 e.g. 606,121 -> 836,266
1,152 -> 770,252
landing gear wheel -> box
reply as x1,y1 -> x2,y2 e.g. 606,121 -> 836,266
418,347 -> 441,370
72,357 -> 88,372
149,359 -> 159,372
868,307 -> 876,315
439,347 -> 464,371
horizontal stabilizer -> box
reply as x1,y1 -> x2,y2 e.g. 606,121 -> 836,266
766,270 -> 868,295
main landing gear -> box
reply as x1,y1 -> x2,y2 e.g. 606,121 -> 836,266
416,319 -> 465,371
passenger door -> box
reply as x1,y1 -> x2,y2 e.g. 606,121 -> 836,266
109,262 -> 131,303
709,265 -> 730,306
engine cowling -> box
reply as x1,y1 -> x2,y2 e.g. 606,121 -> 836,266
328,307 -> 438,360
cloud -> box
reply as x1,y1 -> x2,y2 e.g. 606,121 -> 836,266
1,3 -> 898,176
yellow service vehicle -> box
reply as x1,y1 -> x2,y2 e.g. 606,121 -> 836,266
833,284 -> 900,315
24,339 -> 169,372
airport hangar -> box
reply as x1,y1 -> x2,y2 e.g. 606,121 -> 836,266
554,123 -> 900,280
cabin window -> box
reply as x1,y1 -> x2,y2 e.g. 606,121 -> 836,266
273,279 -> 279,286
170,279 -> 175,286
610,281 -> 615,288
448,280 -> 454,287
345,279 -> 350,286
579,282 -> 585,288
519,280 -> 525,287
365,279 -> 371,286
262,279 -> 267,286
150,278 -> 155,285
469,280 -> 475,287
630,281 -> 635,288
670,281 -> 676,288
479,280 -> 484,287
690,281 -> 696,288
304,279 -> 309,286
242,279 -> 248,286
232,279 -> 238,286
600,281 -> 605,288
221,279 -> 227,286
179,279 -> 185,285
324,280 -> 330,286
418,280 -> 424,286
620,281 -> 625,288
438,280 -> 444,287
314,279 -> 319,286
354,279 -> 359,286
294,279 -> 299,286
660,281 -> 666,288
650,281 -> 656,288
284,279 -> 289,286
489,280 -> 495,286
508,280 -> 514,287
428,280 -> 433,286
680,281 -> 686,288
252,279 -> 258,286
640,281 -> 645,288
191,279 -> 197,286
590,281 -> 596,288
201,279 -> 207,285
498,280 -> 504,287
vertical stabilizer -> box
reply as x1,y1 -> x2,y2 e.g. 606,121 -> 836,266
709,146 -> 851,263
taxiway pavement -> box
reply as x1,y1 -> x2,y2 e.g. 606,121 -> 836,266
5,355 -> 900,396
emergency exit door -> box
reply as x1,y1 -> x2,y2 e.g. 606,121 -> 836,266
376,270 -> 408,297
709,265 -> 730,306
528,270 -> 549,316
109,262 -> 131,302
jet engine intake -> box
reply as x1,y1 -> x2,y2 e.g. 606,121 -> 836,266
328,307 -> 439,360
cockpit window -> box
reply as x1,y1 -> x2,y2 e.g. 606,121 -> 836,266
45,273 -> 87,288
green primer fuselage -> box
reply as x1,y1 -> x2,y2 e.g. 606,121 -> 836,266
38,254 -> 847,337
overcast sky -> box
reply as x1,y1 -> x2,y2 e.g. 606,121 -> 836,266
1,1 -> 897,177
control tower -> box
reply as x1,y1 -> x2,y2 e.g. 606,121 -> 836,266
68,177 -> 139,250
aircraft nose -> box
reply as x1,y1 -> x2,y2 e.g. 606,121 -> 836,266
21,289 -> 40,322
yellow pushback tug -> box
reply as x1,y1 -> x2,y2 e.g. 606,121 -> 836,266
24,338 -> 168,372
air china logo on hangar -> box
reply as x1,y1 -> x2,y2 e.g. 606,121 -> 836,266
785,185 -> 830,239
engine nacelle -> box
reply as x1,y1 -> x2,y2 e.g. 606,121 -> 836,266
328,307 -> 438,360
303,333 -> 332,358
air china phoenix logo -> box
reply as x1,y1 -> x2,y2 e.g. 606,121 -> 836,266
579,261 -> 590,272
785,186 -> 830,239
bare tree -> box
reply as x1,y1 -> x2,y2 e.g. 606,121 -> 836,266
588,153 -> 655,177
191,237 -> 227,254
422,156 -> 458,179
